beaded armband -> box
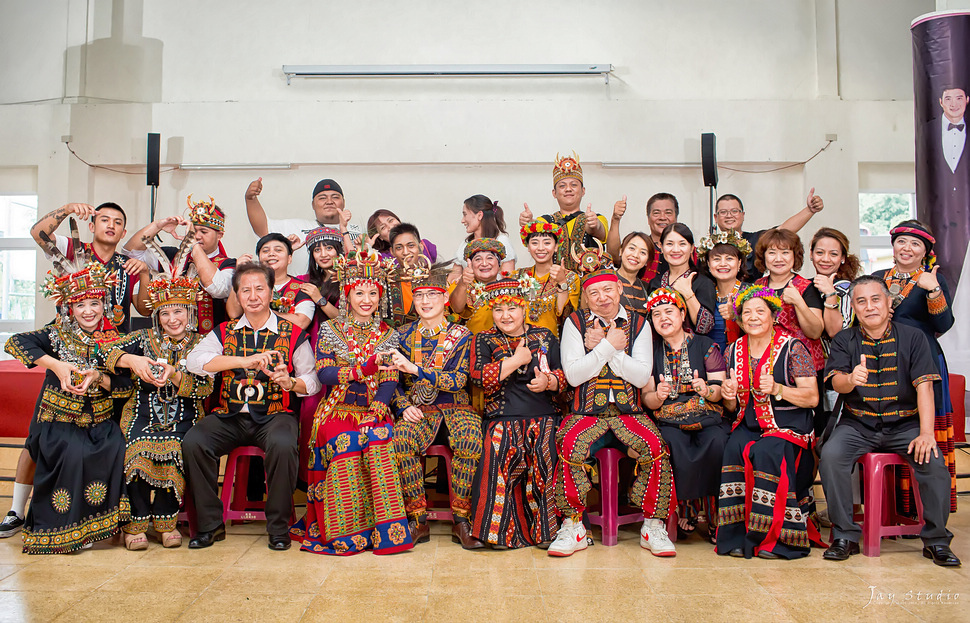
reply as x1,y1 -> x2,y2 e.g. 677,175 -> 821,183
927,292 -> 948,315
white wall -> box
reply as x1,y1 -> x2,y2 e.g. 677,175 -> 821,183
0,0 -> 932,325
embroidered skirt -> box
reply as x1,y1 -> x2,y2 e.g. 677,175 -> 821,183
291,405 -> 413,556
658,421 -> 729,501
24,419 -> 129,554
470,416 -> 558,548
716,426 -> 825,559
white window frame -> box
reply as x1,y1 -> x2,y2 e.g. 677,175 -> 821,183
0,194 -> 39,336
858,190 -> 916,272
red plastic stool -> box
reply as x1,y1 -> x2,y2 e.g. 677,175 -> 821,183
221,446 -> 296,525
177,487 -> 198,537
587,447 -> 677,546
422,444 -> 456,522
857,453 -> 925,557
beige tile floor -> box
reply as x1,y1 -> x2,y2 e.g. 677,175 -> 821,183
0,445 -> 967,622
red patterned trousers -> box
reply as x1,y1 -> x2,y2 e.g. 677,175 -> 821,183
554,407 -> 674,520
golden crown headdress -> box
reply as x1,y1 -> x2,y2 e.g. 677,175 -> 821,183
391,255 -> 452,292
334,246 -> 394,289
553,151 -> 583,186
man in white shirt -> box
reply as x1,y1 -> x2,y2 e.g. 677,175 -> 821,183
183,262 -> 320,551
549,258 -> 677,558
939,86 -> 967,174
245,177 -> 363,270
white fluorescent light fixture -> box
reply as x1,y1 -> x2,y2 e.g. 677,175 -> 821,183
601,163 -> 701,169
282,64 -> 614,84
178,163 -> 293,171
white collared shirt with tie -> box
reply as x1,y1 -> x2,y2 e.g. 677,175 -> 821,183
560,305 -> 653,401
942,115 -> 966,173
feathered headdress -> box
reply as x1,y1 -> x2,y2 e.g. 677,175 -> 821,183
38,218 -> 120,308
141,228 -> 202,318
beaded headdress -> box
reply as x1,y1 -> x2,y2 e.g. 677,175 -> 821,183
470,272 -> 542,309
553,151 -> 583,186
38,218 -> 120,310
520,221 -> 563,245
645,287 -> 686,313
187,194 -> 225,232
733,284 -> 782,316
570,240 -> 618,289
304,225 -> 343,250
334,246 -> 394,319
464,237 -> 506,261
697,229 -> 752,258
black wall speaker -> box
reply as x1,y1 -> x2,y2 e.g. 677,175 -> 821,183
701,132 -> 717,188
147,133 -> 160,187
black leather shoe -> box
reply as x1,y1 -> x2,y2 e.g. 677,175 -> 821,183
268,534 -> 291,551
188,524 -> 226,549
923,545 -> 961,567
757,549 -> 781,560
728,548 -> 744,558
823,538 -> 860,561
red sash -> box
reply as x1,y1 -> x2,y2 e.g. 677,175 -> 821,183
733,331 -> 814,449
194,252 -> 230,334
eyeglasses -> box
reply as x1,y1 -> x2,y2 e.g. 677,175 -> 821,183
412,291 -> 443,301
717,209 -> 742,217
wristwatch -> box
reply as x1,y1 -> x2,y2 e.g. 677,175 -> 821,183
774,384 -> 784,401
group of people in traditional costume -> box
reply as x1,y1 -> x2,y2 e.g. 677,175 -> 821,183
0,151 -> 960,568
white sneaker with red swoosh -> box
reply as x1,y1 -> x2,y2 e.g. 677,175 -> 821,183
640,518 -> 676,557
547,518 -> 588,557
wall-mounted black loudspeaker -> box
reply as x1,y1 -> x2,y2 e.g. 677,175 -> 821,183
147,133 -> 160,187
701,132 -> 717,188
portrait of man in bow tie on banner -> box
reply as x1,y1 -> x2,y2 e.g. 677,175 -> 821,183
913,11 -> 970,383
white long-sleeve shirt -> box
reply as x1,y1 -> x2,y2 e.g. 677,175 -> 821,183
186,312 -> 321,408
560,306 -> 652,395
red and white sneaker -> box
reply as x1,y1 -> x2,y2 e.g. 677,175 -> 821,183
548,518 -> 588,557
640,519 -> 676,557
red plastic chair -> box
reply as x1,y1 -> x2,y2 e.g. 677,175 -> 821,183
221,446 -> 296,525
857,453 -> 925,557
422,444 -> 456,522
586,447 -> 677,546
949,374 -> 965,443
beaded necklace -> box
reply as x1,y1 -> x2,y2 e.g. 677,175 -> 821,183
883,266 -> 923,309
716,280 -> 742,304
661,334 -> 693,401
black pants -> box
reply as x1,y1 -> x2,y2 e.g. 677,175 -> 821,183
126,479 -> 180,534
182,411 -> 298,537
819,423 -> 953,546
